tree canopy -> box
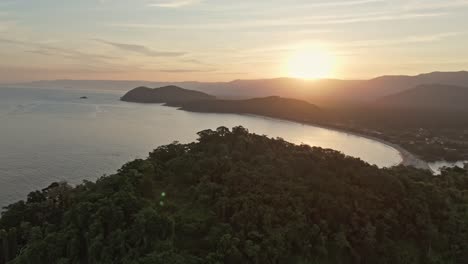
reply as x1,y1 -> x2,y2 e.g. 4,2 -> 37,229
1,126 -> 467,264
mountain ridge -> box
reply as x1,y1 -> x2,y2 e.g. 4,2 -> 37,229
121,85 -> 216,103
376,83 -> 468,110
6,71 -> 468,104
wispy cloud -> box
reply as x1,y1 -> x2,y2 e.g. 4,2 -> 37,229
157,68 -> 215,73
305,0 -> 384,8
148,0 -> 202,8
335,32 -> 464,48
94,39 -> 186,57
239,32 -> 464,57
212,71 -> 249,75
112,11 -> 446,30
187,0 -> 382,13
404,0 -> 468,11
181,58 -> 213,66
0,38 -> 117,62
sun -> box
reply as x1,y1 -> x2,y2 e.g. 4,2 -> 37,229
286,48 -> 335,79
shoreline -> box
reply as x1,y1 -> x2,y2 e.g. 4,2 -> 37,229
175,107 -> 432,170
339,130 -> 431,170
245,114 -> 431,170
123,98 -> 431,170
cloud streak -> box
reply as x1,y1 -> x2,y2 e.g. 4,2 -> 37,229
148,0 -> 202,8
334,32 -> 465,48
181,58 -> 213,66
305,0 -> 384,8
157,68 -> 215,73
0,38 -> 117,62
94,39 -> 186,57
112,11 -> 446,30
405,0 -> 468,11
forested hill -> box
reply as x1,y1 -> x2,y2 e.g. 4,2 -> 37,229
121,84 -> 321,123
175,96 -> 320,122
121,85 -> 216,104
1,127 -> 468,264
376,84 -> 468,110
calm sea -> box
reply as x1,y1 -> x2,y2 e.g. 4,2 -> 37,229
0,87 -> 402,206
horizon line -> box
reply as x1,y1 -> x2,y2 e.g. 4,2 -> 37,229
2,70 -> 468,85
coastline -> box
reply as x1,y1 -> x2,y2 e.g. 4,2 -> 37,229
123,97 -> 431,170
254,115 -> 431,170
180,109 -> 432,170
338,130 -> 431,170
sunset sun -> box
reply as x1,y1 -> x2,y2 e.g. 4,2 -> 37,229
286,48 -> 335,79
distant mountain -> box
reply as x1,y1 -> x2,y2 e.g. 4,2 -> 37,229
376,84 -> 468,110
121,85 -> 215,104
176,96 -> 320,122
195,71 -> 468,103
8,71 -> 468,105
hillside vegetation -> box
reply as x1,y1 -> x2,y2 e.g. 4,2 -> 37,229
1,127 -> 468,264
120,86 -> 215,104
376,84 -> 468,110
177,96 -> 320,122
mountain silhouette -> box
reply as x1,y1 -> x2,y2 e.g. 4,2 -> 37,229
11,71 -> 468,105
121,85 -> 215,103
376,84 -> 468,110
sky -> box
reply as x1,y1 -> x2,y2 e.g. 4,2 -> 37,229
1,0 -> 468,82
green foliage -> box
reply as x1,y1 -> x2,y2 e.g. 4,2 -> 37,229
1,127 -> 468,264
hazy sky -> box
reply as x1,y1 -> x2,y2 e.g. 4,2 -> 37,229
1,0 -> 468,82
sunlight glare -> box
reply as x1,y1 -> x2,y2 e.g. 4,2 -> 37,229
286,48 -> 335,79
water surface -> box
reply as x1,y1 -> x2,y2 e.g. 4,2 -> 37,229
0,87 -> 402,206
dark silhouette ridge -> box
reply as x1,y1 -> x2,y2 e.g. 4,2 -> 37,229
11,71 -> 468,104
121,86 -> 320,122
376,84 -> 468,110
176,96 -> 320,122
121,85 -> 216,103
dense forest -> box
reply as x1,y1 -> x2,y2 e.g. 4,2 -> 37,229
177,96 -> 320,123
325,107 -> 468,162
1,127 -> 468,264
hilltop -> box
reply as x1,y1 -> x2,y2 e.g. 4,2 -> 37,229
120,85 -> 216,104
1,127 -> 467,263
